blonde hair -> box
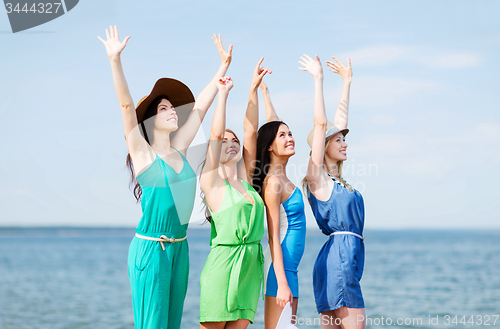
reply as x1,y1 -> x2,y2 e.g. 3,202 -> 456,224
302,139 -> 353,201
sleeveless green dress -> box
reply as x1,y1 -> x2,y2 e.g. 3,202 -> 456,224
199,179 -> 265,323
128,148 -> 196,329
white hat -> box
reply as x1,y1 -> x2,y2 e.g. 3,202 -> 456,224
275,302 -> 299,329
307,121 -> 349,148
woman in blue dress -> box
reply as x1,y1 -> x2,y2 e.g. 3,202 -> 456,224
300,54 -> 365,329
252,82 -> 307,329
99,26 -> 232,329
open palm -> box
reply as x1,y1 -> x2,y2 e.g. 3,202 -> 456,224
299,54 -> 323,79
98,25 -> 130,58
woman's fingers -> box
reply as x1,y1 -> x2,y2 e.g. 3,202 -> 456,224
114,25 -> 119,40
331,56 -> 343,66
256,57 -> 264,69
122,36 -> 131,46
97,36 -> 105,44
260,67 -> 271,73
298,60 -> 307,67
228,44 -> 233,55
315,54 -> 321,62
303,54 -> 313,61
299,56 -> 308,63
105,28 -> 110,40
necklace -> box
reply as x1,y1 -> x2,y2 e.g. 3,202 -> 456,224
327,173 -> 354,190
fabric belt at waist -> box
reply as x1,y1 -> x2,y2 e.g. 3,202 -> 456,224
329,231 -> 364,241
135,233 -> 187,250
218,242 -> 264,312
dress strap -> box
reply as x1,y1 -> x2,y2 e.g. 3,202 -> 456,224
171,146 -> 188,161
327,173 -> 354,190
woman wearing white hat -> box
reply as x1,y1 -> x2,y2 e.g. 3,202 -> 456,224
300,54 -> 365,329
98,26 -> 232,329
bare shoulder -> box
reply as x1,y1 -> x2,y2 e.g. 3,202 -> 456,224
263,175 -> 282,203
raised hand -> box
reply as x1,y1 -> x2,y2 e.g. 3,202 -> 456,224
299,54 -> 323,79
260,80 -> 268,92
216,76 -> 233,93
251,57 -> 271,89
98,25 -> 130,59
212,34 -> 233,67
326,56 -> 352,81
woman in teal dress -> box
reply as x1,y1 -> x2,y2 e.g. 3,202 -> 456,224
199,59 -> 271,328
98,26 -> 232,329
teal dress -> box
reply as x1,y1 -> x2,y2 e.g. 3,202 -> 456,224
128,148 -> 196,329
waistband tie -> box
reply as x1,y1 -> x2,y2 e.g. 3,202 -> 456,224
329,231 -> 364,241
223,242 -> 264,313
135,233 -> 186,250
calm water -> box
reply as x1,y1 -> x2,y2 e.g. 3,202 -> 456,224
0,228 -> 499,328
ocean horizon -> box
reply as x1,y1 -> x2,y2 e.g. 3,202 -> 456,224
1,227 -> 499,328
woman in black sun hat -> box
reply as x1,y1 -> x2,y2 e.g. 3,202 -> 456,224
98,25 -> 232,329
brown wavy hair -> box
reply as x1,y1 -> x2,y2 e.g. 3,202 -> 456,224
199,129 -> 240,222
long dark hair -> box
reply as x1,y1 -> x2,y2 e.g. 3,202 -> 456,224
126,96 -> 168,202
252,121 -> 287,196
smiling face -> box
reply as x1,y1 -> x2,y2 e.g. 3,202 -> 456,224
269,123 -> 295,157
219,130 -> 241,164
153,98 -> 178,132
325,131 -> 348,162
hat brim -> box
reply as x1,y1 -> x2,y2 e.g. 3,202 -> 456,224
307,121 -> 349,148
135,78 -> 195,128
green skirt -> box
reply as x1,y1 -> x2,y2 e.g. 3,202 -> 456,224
199,243 -> 263,323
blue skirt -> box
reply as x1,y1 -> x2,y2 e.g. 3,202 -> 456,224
313,234 -> 364,313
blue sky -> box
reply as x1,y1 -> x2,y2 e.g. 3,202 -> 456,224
0,0 -> 499,228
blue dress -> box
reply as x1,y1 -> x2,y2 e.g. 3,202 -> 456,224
263,187 -> 307,297
307,176 -> 365,313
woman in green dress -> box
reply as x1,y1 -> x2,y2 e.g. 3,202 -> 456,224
199,59 -> 271,328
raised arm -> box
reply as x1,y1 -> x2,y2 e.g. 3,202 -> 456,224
300,54 -> 329,194
172,35 -> 233,154
263,176 -> 294,308
200,77 -> 233,210
97,25 -> 147,155
326,56 -> 352,130
259,81 -> 279,122
240,58 -> 270,182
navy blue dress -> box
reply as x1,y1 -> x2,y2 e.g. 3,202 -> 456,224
307,176 -> 365,313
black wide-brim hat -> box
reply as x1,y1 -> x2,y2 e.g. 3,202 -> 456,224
135,78 -> 195,127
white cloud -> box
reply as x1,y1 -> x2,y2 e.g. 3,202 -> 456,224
371,115 -> 396,126
348,76 -> 444,107
337,45 -> 485,69
337,46 -> 411,66
429,53 -> 485,69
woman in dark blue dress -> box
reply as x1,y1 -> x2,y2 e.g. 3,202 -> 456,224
299,54 -> 365,329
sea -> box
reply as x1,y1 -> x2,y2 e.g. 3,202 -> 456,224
0,228 -> 499,329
